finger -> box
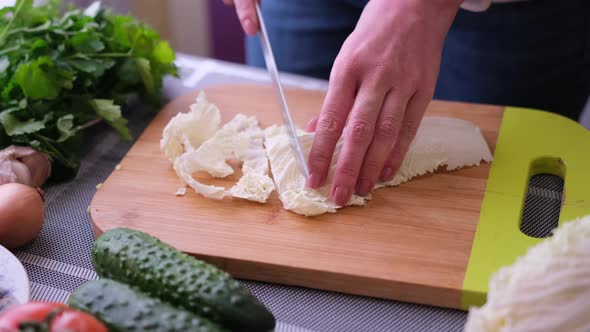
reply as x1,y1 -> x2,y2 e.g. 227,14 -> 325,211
380,91 -> 430,182
355,90 -> 409,196
234,0 -> 259,35
329,85 -> 386,206
222,0 -> 234,5
306,73 -> 357,189
305,116 -> 319,132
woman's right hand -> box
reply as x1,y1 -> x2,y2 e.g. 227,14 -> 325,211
222,0 -> 260,36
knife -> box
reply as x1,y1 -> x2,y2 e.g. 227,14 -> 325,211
255,3 -> 310,180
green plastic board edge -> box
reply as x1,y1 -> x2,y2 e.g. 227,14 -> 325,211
461,106 -> 590,310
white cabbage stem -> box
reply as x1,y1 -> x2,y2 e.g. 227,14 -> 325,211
0,145 -> 52,188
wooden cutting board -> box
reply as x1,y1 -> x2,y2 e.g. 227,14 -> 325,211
90,84 -> 590,310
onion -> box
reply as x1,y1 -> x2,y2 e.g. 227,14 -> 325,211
19,150 -> 52,188
0,183 -> 45,249
0,146 -> 52,188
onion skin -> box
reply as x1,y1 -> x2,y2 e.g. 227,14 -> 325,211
20,150 -> 52,188
0,146 -> 52,188
0,183 -> 45,249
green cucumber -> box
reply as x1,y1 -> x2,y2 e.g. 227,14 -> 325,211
68,278 -> 226,332
91,228 -> 275,332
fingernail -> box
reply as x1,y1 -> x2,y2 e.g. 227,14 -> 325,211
380,167 -> 394,181
356,180 -> 373,196
243,18 -> 255,34
305,118 -> 317,132
307,172 -> 323,189
331,186 -> 351,206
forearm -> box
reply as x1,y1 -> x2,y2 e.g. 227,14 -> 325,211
364,0 -> 461,49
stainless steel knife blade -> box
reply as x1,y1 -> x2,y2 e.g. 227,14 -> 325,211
256,3 -> 310,180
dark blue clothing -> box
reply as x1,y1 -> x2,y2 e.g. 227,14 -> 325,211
246,0 -> 590,120
246,0 -> 364,78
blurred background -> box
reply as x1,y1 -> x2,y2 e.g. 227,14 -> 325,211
73,0 -> 246,63
0,0 -> 246,62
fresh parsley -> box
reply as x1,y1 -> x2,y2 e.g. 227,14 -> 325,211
0,0 -> 178,180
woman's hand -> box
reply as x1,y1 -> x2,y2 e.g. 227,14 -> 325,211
224,0 -> 461,206
222,0 -> 259,36
306,0 -> 461,206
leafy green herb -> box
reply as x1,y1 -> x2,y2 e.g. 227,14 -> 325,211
0,0 -> 177,179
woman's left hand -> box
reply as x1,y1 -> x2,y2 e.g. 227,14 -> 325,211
306,0 -> 461,206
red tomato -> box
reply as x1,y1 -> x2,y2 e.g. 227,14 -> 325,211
0,302 -> 107,332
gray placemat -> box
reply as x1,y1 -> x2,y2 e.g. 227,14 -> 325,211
520,175 -> 564,238
9,56 -> 566,332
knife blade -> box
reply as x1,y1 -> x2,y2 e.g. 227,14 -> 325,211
255,3 -> 310,180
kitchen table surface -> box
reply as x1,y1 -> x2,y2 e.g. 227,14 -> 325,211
9,53 -> 567,332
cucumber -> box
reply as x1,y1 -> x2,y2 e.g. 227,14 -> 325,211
91,228 -> 275,332
68,278 -> 226,332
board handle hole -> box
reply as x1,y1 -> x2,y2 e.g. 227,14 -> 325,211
520,158 -> 565,238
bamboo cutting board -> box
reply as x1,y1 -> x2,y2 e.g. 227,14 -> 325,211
90,84 -> 590,310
